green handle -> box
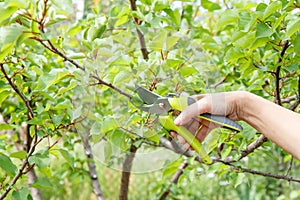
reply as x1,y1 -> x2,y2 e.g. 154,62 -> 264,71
159,115 -> 212,164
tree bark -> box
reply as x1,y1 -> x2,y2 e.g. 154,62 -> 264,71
119,144 -> 138,200
27,169 -> 43,200
81,132 -> 105,200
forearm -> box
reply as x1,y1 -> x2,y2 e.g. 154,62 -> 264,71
240,92 -> 300,160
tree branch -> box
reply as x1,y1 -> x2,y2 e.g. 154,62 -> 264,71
119,144 -> 138,200
239,135 -> 268,160
281,95 -> 297,103
0,64 -> 34,119
0,135 -> 42,200
90,74 -> 132,99
210,76 -> 227,88
274,41 -> 290,105
158,137 -> 300,183
129,0 -> 149,60
229,164 -> 300,183
158,161 -> 188,200
0,63 -> 42,199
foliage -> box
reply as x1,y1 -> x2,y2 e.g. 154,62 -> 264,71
0,0 -> 300,199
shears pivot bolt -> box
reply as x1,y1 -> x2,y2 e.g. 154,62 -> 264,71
158,103 -> 164,108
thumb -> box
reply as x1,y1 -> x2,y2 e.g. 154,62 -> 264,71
174,97 -> 210,126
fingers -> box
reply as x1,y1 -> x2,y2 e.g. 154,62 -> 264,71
174,97 -> 211,126
170,118 -> 218,149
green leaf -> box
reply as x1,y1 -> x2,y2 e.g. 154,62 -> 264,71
88,25 -> 106,41
143,129 -> 159,144
233,32 -> 255,48
166,36 -> 180,51
263,1 -> 282,20
28,151 -> 50,168
286,18 -> 300,37
294,34 -> 300,55
201,0 -> 221,12
224,47 -> 244,63
36,69 -> 70,90
110,129 -> 127,150
91,121 -> 106,142
27,117 -> 45,125
149,30 -> 168,51
101,117 -> 119,133
71,105 -> 82,122
32,177 -> 53,190
55,79 -> 77,97
0,43 -> 14,62
0,4 -> 18,24
234,173 -> 246,188
250,37 -> 270,50
256,23 -> 273,38
163,9 -> 181,27
113,71 -> 132,86
68,52 -> 86,59
221,145 -> 232,159
59,149 -> 74,168
238,12 -> 256,32
216,10 -> 238,31
140,0 -> 152,6
0,153 -> 18,177
0,24 -> 26,47
10,151 -> 27,159
12,188 -> 30,200
115,15 -> 129,27
162,159 -> 182,178
0,123 -> 14,131
179,66 -> 198,77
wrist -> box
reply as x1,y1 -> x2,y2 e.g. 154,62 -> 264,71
233,91 -> 253,122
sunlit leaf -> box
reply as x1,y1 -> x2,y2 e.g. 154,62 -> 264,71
256,23 -> 273,38
10,151 -> 27,159
263,1 -> 282,20
217,10 -> 238,31
286,18 -> 300,37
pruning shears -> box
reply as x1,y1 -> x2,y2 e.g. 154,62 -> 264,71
135,85 -> 243,164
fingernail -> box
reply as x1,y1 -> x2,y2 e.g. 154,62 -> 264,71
174,115 -> 182,125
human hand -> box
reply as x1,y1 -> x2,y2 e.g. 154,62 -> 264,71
171,91 -> 246,148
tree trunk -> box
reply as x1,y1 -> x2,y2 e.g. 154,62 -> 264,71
27,169 -> 43,200
119,144 -> 138,200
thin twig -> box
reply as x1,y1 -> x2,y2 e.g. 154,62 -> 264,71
210,76 -> 227,88
90,75 -> 132,99
229,164 -> 300,183
0,64 -> 34,119
281,95 -> 297,103
274,41 -> 290,105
